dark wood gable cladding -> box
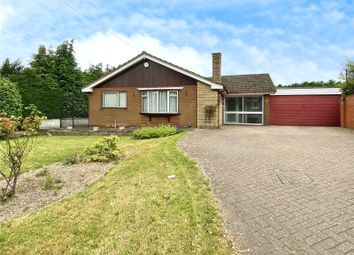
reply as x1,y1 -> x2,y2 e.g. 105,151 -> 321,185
98,59 -> 197,88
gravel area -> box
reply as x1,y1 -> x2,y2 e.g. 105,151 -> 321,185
0,162 -> 112,223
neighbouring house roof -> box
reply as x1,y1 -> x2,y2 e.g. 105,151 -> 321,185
274,88 -> 342,95
81,51 -> 223,92
220,74 -> 276,94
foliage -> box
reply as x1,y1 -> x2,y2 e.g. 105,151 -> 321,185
83,136 -> 122,162
41,174 -> 64,191
204,105 -> 216,121
0,58 -> 23,79
0,134 -> 233,254
0,41 -> 113,119
0,112 -> 45,201
133,125 -> 178,139
277,80 -> 342,88
341,60 -> 354,95
21,104 -> 46,131
0,77 -> 22,117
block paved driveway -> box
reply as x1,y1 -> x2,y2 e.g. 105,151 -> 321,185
179,126 -> 354,255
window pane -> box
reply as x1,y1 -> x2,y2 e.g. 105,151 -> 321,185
159,91 -> 167,112
225,97 -> 242,111
169,94 -> 177,113
103,93 -> 117,107
149,91 -> 158,112
244,114 -> 262,124
119,92 -> 127,107
225,113 -> 243,123
142,96 -> 148,112
244,97 -> 262,112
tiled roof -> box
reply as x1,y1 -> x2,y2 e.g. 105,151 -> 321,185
220,74 -> 276,94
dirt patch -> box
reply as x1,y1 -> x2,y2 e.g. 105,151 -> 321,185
0,162 -> 112,223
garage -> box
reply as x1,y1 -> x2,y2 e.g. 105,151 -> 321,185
270,88 -> 341,126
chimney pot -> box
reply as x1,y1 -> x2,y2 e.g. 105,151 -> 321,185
212,52 -> 221,83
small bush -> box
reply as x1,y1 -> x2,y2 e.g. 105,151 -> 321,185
64,153 -> 83,165
41,175 -> 64,190
133,125 -> 178,139
84,136 -> 121,162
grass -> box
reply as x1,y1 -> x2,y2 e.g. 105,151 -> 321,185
0,134 -> 233,254
0,135 -> 100,173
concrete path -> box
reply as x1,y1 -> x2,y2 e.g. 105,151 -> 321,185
179,126 -> 354,255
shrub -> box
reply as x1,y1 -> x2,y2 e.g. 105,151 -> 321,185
133,125 -> 178,139
64,153 -> 82,165
0,77 -> 22,117
84,136 -> 121,162
41,175 -> 64,190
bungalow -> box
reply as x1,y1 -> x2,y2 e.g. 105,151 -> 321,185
81,51 -> 276,128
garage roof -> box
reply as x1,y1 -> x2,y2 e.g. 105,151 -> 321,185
274,88 -> 342,96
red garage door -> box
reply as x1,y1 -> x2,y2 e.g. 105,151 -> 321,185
270,95 -> 341,126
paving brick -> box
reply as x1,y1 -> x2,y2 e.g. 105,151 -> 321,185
179,126 -> 354,255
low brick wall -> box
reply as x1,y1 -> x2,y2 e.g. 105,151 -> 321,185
341,94 -> 354,129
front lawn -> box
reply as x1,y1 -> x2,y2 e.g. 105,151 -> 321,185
0,134 -> 233,254
1,135 -> 100,173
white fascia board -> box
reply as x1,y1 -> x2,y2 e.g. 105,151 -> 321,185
274,88 -> 342,96
81,53 -> 223,92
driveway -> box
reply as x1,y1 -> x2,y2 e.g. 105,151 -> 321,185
179,126 -> 354,255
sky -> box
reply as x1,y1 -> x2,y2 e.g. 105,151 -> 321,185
0,0 -> 354,85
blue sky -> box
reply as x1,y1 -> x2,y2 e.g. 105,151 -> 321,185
1,0 -> 354,84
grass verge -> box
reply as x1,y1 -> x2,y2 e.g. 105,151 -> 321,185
0,133 -> 233,254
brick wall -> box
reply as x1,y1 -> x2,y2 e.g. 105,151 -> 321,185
341,94 -> 354,129
197,81 -> 221,128
89,86 -> 197,128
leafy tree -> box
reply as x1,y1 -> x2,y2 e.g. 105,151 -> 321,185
0,40 -> 112,119
0,58 -> 23,79
14,68 -> 61,118
341,60 -> 354,95
0,77 -> 22,117
53,40 -> 87,118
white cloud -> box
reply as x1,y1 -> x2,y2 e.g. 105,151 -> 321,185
0,4 -> 14,31
75,30 -> 211,75
75,30 -> 342,85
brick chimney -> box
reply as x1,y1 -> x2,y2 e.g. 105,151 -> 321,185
212,52 -> 221,83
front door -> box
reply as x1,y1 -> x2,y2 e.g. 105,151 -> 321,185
224,96 -> 263,125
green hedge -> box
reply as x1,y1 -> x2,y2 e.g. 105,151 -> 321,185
133,125 -> 178,139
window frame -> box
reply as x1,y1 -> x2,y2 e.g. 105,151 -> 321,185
141,90 -> 179,114
102,91 -> 127,109
224,96 -> 264,125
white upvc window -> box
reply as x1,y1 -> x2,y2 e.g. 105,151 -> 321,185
102,92 -> 127,108
224,96 -> 264,125
141,90 -> 178,113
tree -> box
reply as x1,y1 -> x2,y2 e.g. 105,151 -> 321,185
0,58 -> 23,79
53,40 -> 87,118
277,80 -> 342,88
0,77 -> 22,117
0,40 -> 111,119
0,106 -> 45,201
341,60 -> 354,95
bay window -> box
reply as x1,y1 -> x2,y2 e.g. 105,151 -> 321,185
142,90 -> 178,113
